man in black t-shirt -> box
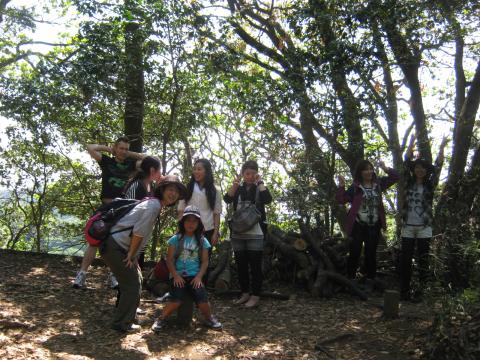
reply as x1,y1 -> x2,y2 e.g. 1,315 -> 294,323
98,153 -> 136,201
73,137 -> 146,289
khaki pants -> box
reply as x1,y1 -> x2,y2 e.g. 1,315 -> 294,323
101,237 -> 142,331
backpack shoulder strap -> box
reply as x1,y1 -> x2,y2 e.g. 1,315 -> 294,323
254,186 -> 260,204
174,234 -> 185,262
198,235 -> 204,262
107,198 -> 149,236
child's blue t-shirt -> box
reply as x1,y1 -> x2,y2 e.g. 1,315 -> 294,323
167,234 -> 211,277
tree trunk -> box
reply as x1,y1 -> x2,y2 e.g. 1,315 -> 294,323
124,2 -> 145,153
310,0 -> 364,164
371,22 -> 404,237
447,60 -> 480,191
380,3 -> 432,162
437,60 -> 480,233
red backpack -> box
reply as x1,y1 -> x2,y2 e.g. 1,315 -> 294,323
153,257 -> 170,281
151,234 -> 204,281
84,198 -> 154,246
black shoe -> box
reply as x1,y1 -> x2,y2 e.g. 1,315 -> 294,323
411,290 -> 423,303
400,291 -> 411,301
111,323 -> 142,333
365,278 -> 375,292
151,318 -> 166,332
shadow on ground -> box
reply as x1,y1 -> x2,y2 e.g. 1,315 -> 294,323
0,250 -> 432,359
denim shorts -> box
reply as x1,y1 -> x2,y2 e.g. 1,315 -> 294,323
170,276 -> 208,304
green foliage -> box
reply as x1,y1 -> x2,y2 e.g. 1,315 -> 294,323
0,1 -> 479,275
424,288 -> 480,360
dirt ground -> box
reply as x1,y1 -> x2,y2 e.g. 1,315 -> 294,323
0,250 -> 434,359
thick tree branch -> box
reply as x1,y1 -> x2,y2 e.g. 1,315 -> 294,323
448,59 -> 480,184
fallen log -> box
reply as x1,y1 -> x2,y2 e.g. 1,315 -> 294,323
321,243 -> 346,271
313,344 -> 335,359
312,265 -> 328,298
293,238 -> 308,251
299,221 -> 335,272
323,271 -> 368,300
208,241 -> 232,285
267,229 -> 311,270
316,332 -> 356,346
214,262 -> 231,291
213,289 -> 290,300
176,294 -> 194,327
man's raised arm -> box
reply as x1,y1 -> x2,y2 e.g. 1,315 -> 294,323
86,144 -> 112,162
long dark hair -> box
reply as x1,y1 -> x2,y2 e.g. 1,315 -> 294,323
353,159 -> 375,183
178,215 -> 204,253
124,156 -> 160,191
185,159 -> 216,210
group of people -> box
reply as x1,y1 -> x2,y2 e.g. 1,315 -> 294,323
73,134 -> 445,333
72,137 -> 271,332
336,134 -> 447,301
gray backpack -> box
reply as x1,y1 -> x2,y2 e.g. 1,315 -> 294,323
230,187 -> 261,233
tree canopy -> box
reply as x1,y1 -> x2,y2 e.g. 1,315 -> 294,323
0,0 -> 479,289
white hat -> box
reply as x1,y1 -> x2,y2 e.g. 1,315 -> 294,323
182,205 -> 202,220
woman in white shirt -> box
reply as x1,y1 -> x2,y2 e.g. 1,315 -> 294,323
178,159 -> 222,247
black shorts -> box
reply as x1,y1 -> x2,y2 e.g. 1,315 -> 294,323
170,276 -> 208,304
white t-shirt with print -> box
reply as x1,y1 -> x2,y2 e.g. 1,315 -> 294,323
356,186 -> 380,226
406,184 -> 426,226
177,183 -> 222,231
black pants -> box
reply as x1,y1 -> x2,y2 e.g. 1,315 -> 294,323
202,229 -> 215,286
399,237 -> 430,295
234,250 -> 263,296
348,222 -> 381,279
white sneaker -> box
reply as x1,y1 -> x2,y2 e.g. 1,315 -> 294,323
109,273 -> 119,289
73,271 -> 87,289
155,292 -> 171,303
136,307 -> 146,315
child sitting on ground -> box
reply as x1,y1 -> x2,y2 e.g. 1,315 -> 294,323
151,205 -> 222,331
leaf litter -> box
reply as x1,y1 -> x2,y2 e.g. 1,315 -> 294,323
0,251 -> 434,359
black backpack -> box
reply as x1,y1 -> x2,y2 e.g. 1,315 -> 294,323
84,198 -> 153,246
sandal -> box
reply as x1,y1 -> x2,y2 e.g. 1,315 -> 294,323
244,295 -> 260,308
233,293 -> 250,305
